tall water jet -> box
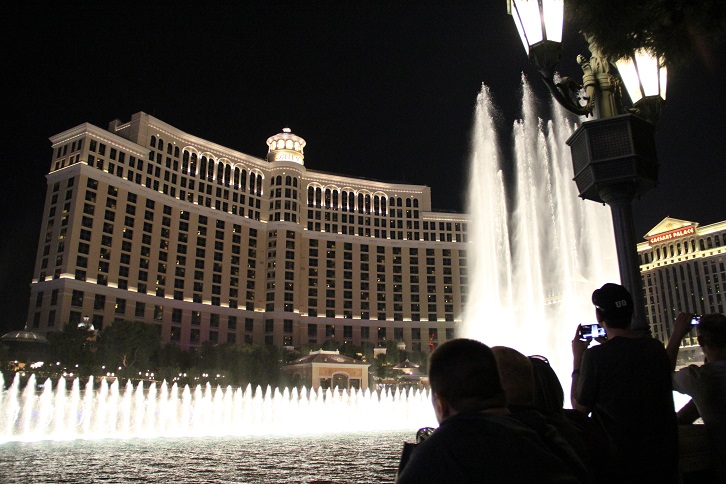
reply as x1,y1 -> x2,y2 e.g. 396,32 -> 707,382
462,79 -> 619,383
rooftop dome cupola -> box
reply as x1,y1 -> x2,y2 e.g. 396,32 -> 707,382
266,127 -> 306,165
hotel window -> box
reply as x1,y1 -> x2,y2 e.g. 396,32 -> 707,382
115,298 -> 126,314
93,294 -> 105,310
71,290 -> 84,307
135,302 -> 145,318
190,329 -> 200,343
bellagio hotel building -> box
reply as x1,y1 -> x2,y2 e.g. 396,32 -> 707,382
26,112 -> 468,351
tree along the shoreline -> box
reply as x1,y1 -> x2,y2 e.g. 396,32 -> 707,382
7,322 -> 430,389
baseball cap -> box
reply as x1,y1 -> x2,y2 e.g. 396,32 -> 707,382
592,283 -> 633,320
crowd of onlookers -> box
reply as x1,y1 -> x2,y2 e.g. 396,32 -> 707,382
396,283 -> 726,483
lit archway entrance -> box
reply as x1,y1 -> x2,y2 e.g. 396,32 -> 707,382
332,373 -> 349,390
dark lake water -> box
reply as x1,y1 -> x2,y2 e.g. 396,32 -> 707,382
0,431 -> 412,483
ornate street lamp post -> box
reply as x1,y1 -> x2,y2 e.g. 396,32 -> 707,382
507,0 -> 668,331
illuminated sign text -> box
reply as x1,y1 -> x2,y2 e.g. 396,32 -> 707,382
274,152 -> 303,164
649,226 -> 695,244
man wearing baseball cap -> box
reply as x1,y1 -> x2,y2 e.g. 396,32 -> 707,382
570,283 -> 678,483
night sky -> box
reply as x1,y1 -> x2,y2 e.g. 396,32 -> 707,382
2,2 -> 724,334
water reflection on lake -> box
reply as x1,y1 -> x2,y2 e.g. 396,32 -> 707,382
0,431 -> 411,483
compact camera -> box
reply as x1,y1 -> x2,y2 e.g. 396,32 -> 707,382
690,314 -> 702,326
397,427 -> 435,478
578,323 -> 606,341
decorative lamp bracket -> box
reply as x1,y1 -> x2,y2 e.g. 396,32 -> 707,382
533,39 -> 627,119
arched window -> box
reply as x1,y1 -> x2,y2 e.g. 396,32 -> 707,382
256,175 -> 262,196
413,198 -> 419,208
217,162 -> 224,184
190,153 -> 197,176
150,136 -> 157,148
325,189 -> 332,208
158,139 -> 164,152
208,159 -> 215,182
241,170 -> 247,192
249,173 -> 256,193
167,143 -> 172,155
224,165 -> 231,186
365,194 -> 371,213
199,157 -> 207,179
174,146 -> 180,157
315,187 -> 322,208
308,186 -> 315,206
406,198 -> 412,207
182,151 -> 189,174
285,175 -> 292,186
348,192 -> 355,212
293,177 -> 298,187
381,197 -> 387,215
234,167 -> 240,189
277,175 -> 283,185
358,194 -> 364,213
341,191 -> 348,211
332,190 -> 339,209
374,196 -> 380,214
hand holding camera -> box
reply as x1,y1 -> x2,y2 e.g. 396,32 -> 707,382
672,312 -> 697,342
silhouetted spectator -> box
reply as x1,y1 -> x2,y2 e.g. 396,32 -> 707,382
529,355 -> 614,483
666,312 -> 726,479
529,355 -> 565,413
492,346 -> 589,482
571,283 -> 678,483
396,339 -> 580,483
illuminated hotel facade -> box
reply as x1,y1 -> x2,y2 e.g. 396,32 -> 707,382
26,112 -> 468,351
639,217 -> 726,358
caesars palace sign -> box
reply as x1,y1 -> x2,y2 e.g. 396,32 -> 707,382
649,226 -> 695,244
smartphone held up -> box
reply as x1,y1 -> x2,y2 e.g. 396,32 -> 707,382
578,323 -> 606,341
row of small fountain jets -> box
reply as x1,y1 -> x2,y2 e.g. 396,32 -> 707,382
0,373 -> 436,443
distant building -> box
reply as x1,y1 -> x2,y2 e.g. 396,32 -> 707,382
639,217 -> 726,361
26,112 -> 467,351
283,350 -> 370,390
392,359 -> 427,390
0,328 -> 49,363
